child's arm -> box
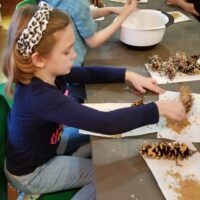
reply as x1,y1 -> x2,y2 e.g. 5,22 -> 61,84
125,71 -> 165,94
167,0 -> 200,16
32,87 -> 185,134
65,66 -> 125,84
66,67 -> 164,94
90,7 -> 123,19
85,0 -> 138,48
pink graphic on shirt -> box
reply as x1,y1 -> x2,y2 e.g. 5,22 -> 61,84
50,125 -> 63,144
64,90 -> 69,96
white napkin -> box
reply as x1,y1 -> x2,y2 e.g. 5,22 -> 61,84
110,0 -> 148,3
142,141 -> 200,200
168,11 -> 191,23
146,64 -> 200,84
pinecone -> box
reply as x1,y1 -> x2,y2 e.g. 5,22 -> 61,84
140,142 -> 196,161
148,55 -> 163,72
132,99 -> 144,107
180,86 -> 193,113
165,62 -> 177,79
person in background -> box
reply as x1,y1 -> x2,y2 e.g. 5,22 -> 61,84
167,0 -> 200,21
3,2 -> 186,200
37,0 -> 138,66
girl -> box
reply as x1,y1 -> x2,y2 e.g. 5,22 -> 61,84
3,2 -> 186,200
36,0 -> 138,102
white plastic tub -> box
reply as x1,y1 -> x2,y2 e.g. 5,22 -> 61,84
120,9 -> 174,47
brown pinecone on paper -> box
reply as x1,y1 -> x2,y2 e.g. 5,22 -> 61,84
166,86 -> 193,133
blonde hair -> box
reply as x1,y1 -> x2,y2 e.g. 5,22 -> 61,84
2,5 -> 71,97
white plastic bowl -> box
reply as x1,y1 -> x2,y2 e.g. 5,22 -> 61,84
120,9 -> 173,47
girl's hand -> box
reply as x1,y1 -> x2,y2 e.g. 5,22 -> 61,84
155,100 -> 186,121
167,0 -> 185,6
87,0 -> 138,48
125,71 -> 165,94
121,0 -> 138,16
107,0 -> 138,16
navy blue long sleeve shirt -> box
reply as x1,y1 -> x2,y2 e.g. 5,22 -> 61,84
6,67 -> 159,175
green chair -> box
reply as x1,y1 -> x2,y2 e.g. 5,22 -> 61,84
0,94 -> 79,200
0,95 -> 10,200
16,0 -> 37,10
0,83 -> 13,107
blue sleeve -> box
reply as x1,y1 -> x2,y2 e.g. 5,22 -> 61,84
46,0 -> 97,38
30,88 -> 159,135
65,66 -> 126,83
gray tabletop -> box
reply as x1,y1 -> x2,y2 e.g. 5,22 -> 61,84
85,0 -> 200,199
92,138 -> 200,200
85,0 -> 200,104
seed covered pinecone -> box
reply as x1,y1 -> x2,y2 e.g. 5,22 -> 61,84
148,55 -> 163,72
165,62 -> 177,79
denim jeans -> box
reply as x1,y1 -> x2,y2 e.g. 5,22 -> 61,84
5,127 -> 96,200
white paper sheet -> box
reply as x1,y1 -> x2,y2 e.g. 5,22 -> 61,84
145,64 -> 200,84
80,103 -> 158,138
110,0 -> 148,3
142,141 -> 200,200
167,11 -> 191,23
157,91 -> 200,143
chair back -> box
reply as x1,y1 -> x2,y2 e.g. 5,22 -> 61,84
0,95 -> 10,200
16,0 -> 37,10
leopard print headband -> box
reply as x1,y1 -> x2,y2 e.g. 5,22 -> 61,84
16,1 -> 53,57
